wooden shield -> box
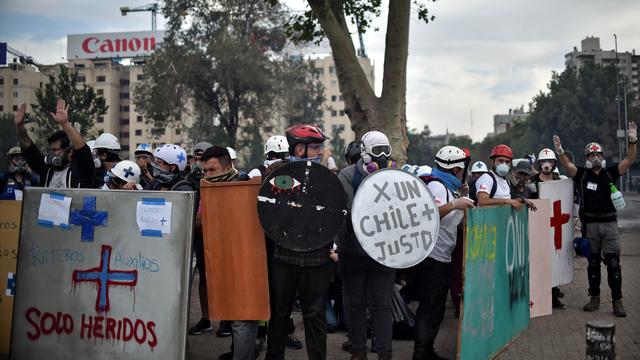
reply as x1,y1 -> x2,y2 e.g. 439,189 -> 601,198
257,161 -> 348,252
200,178 -> 270,320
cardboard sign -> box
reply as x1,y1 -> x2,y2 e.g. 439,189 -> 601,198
528,199 -> 552,318
10,189 -> 194,360
458,205 -> 529,359
538,179 -> 575,287
201,179 -> 270,320
351,169 -> 439,268
0,201 -> 21,354
257,161 -> 348,251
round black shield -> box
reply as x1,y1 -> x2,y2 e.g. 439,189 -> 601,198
257,161 -> 348,252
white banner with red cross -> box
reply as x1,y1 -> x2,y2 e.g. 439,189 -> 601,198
538,179 -> 575,287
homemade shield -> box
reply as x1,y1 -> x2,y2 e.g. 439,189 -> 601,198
538,179 -> 575,287
0,200 -> 21,355
351,169 -> 439,268
200,178 -> 270,320
257,161 -> 348,252
11,188 -> 194,360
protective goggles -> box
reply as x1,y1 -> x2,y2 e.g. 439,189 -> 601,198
105,171 -> 127,188
367,144 -> 392,157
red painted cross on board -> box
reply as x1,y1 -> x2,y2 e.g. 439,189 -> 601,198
550,200 -> 570,250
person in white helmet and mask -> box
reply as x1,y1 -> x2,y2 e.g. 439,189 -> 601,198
337,130 -> 398,360
248,136 -> 289,178
412,146 -> 475,360
93,132 -> 122,188
554,121 -> 637,317
134,143 -> 154,189
146,144 -> 196,192
102,160 -> 143,190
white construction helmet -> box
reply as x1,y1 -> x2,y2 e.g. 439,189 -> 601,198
471,161 -> 489,173
94,133 -> 121,151
87,140 -> 96,152
264,135 -> 289,154
135,143 -> 153,155
154,144 -> 188,171
361,131 -> 392,157
111,160 -> 141,184
538,148 -> 557,161
226,147 -> 237,160
434,145 -> 467,169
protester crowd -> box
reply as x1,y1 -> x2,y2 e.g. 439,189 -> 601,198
4,100 -> 637,360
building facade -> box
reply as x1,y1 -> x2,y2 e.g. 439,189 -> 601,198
312,56 -> 375,148
493,106 -> 527,136
565,36 -> 639,94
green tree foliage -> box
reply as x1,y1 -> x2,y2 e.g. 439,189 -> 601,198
30,65 -> 107,149
330,124 -> 346,169
0,113 -> 20,172
135,0 -> 323,167
470,63 -> 639,167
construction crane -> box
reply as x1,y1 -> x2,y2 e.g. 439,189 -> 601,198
1,43 -> 41,68
120,3 -> 160,31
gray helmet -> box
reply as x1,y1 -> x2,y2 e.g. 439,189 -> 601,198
193,142 -> 213,154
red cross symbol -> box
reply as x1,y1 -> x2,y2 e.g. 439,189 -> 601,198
72,245 -> 138,312
589,144 -> 600,152
543,149 -> 550,155
550,200 -> 570,250
530,300 -> 534,309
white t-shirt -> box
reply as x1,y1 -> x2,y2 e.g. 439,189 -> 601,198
476,171 -> 511,199
427,181 -> 463,263
49,167 -> 70,188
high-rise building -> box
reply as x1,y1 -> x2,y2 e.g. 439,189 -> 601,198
493,106 -> 527,136
0,62 -> 47,115
565,36 -> 639,93
312,56 -> 375,149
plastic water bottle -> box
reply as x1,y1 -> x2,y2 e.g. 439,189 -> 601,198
610,184 -> 625,209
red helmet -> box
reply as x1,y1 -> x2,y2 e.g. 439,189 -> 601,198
285,124 -> 326,146
490,144 -> 513,159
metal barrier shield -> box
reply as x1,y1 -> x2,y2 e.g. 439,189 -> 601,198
351,169 -> 439,268
10,188 -> 194,360
257,161 -> 348,252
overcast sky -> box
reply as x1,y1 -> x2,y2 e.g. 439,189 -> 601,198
1,0 -> 639,142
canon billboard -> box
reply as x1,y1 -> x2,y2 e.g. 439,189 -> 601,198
67,31 -> 165,60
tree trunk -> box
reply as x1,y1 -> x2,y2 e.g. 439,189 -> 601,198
307,0 -> 411,163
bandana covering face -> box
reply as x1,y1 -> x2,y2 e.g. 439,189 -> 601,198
203,168 -> 239,183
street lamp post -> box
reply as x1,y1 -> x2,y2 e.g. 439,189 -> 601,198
614,34 -> 624,191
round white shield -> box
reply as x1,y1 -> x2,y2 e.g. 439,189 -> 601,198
351,168 -> 440,268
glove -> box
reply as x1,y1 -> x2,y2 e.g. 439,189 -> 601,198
451,197 -> 475,210
553,135 -> 564,154
629,121 -> 637,143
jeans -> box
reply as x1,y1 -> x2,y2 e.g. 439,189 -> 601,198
412,258 -> 450,360
266,259 -> 332,360
231,320 -> 259,360
340,253 -> 396,357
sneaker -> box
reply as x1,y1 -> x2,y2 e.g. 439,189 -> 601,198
583,296 -> 600,312
216,321 -> 232,337
218,352 -> 233,360
286,334 -> 303,350
189,318 -> 213,335
612,299 -> 627,317
552,298 -> 567,310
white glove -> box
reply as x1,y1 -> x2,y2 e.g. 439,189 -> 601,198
451,197 -> 475,210
629,121 -> 637,143
553,135 -> 564,154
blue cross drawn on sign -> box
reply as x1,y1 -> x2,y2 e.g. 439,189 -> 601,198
177,152 -> 186,163
123,166 -> 135,178
73,245 -> 137,312
70,196 -> 108,242
160,217 -> 167,226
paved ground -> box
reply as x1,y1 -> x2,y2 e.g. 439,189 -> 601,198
187,193 -> 640,360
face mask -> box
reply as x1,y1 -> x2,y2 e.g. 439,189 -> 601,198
585,157 -> 605,169
541,161 -> 554,174
495,163 -> 510,177
150,161 -> 178,185
8,160 -> 26,174
94,158 -> 102,169
44,152 -> 69,170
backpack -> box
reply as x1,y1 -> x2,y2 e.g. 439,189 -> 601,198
468,172 -> 497,205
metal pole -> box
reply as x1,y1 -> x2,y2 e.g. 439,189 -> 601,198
623,83 -> 630,190
614,34 -> 623,190
152,9 -> 156,31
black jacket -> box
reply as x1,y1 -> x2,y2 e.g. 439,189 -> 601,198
22,143 -> 95,188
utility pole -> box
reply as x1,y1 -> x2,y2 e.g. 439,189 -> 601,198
614,34 -> 624,191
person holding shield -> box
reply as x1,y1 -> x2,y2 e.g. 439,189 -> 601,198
337,130 -> 397,360
412,146 -> 475,360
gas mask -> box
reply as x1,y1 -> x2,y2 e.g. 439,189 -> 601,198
364,154 -> 397,173
585,157 -> 606,169
150,161 -> 179,185
44,149 -> 70,170
540,161 -> 555,175
8,160 -> 27,174
495,163 -> 510,177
